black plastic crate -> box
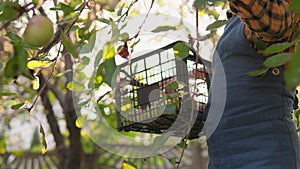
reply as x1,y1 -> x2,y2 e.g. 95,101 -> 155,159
115,41 -> 210,139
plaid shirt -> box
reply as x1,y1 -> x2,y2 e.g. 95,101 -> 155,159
229,0 -> 300,56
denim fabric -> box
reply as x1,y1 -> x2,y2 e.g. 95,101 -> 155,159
204,16 -> 300,169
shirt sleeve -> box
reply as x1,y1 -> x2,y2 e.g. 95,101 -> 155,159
229,0 -> 295,43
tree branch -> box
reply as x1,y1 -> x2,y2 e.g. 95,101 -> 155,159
48,83 -> 67,110
62,50 -> 82,169
38,73 -> 67,169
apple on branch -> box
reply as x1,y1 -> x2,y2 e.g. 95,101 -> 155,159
23,15 -> 54,47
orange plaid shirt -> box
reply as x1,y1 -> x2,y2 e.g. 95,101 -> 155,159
228,0 -> 300,56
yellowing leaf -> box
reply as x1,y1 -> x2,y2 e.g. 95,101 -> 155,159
66,81 -> 85,92
33,76 -> 40,90
1,100 -> 17,106
39,124 -> 47,155
199,9 -> 206,17
75,115 -> 87,128
122,159 -> 137,169
94,75 -> 103,86
27,60 -> 51,70
103,42 -> 115,60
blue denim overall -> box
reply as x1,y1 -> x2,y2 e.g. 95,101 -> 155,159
204,16 -> 300,169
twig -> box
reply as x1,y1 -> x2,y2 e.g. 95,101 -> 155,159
176,7 -> 201,169
25,44 -> 63,113
25,0 -> 91,113
36,0 -> 90,58
0,2 -> 34,31
128,0 -> 155,47
176,138 -> 188,169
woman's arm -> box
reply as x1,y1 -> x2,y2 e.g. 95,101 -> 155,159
229,0 -> 297,44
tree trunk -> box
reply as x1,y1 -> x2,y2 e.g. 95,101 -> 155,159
39,74 -> 67,169
63,52 -> 82,169
191,143 -> 208,169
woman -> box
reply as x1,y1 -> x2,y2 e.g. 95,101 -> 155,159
204,0 -> 300,168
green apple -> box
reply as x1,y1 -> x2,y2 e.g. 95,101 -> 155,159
99,0 -> 119,10
23,15 -> 54,47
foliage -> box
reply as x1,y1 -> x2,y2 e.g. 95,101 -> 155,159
0,0 -> 300,168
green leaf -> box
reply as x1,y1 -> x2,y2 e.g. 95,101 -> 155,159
177,139 -> 185,148
284,44 -> 300,88
79,30 -> 96,54
61,32 -> 79,58
193,0 -> 206,10
32,0 -> 39,6
263,53 -> 292,68
81,56 -> 90,65
55,69 -> 73,77
289,0 -> 300,14
94,50 -> 103,68
151,25 -> 177,33
50,2 -> 75,16
67,81 -> 85,92
206,20 -> 228,31
0,61 -> 3,70
6,32 -> 23,45
166,93 -> 180,99
253,36 -> 268,51
168,157 -> 177,165
75,115 -> 87,128
97,18 -> 110,24
162,103 -> 177,114
247,67 -> 269,77
117,3 -> 125,16
165,81 -> 185,90
0,92 -> 17,97
4,57 -> 17,78
109,19 -> 120,43
39,124 -> 47,155
0,1 -> 20,22
263,42 -> 295,55
4,35 -> 28,78
27,60 -> 52,70
122,159 -> 137,169
94,57 -> 117,87
11,102 -> 25,110
173,42 -> 190,60
70,0 -> 82,8
119,32 -> 129,41
152,131 -> 175,152
16,46 -> 28,75
33,76 -> 40,90
103,42 -> 115,60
